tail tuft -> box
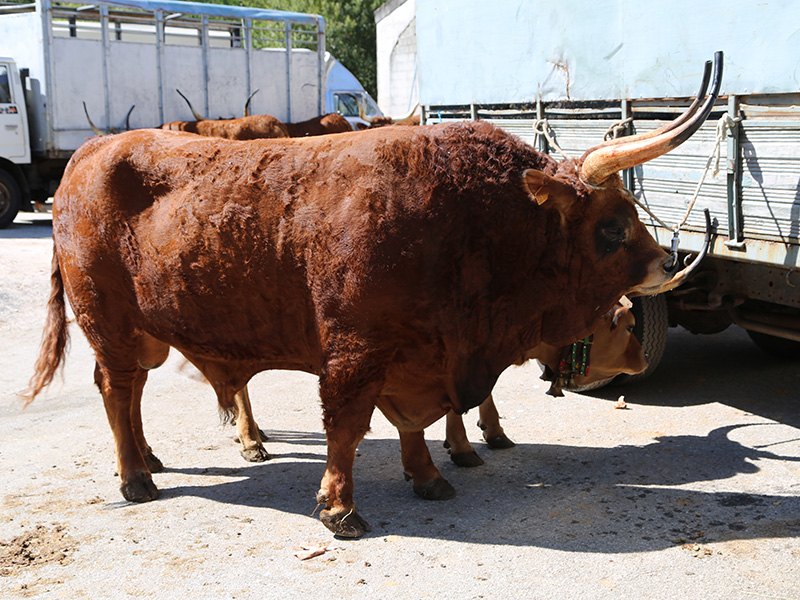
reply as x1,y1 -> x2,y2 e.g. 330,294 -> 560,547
22,251 -> 70,407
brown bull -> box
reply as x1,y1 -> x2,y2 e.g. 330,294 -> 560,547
443,299 -> 646,468
285,113 -> 354,137
26,54 -> 719,539
161,114 -> 289,139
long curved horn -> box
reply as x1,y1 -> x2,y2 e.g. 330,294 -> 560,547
580,51 -> 723,186
244,89 -> 260,117
82,102 -> 105,136
176,89 -> 206,121
358,102 -> 375,124
597,59 -> 712,149
390,102 -> 420,123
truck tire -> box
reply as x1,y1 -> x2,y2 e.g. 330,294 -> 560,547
611,294 -> 669,386
746,330 -> 800,359
0,169 -> 22,229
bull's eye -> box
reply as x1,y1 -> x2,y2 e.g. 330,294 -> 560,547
627,325 -> 635,333
603,226 -> 627,242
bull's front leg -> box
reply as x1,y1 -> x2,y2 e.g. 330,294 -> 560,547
316,368 -> 380,538
232,385 -> 271,462
399,430 -> 456,500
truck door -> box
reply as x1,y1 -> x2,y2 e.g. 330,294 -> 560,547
0,63 -> 28,161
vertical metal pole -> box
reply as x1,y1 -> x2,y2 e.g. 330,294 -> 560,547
536,97 -> 548,155
284,21 -> 292,122
725,95 -> 745,249
100,4 -> 111,130
316,16 -> 325,116
40,0 -> 56,150
155,9 -> 165,125
470,102 -> 477,121
244,18 -> 252,105
621,98 -> 634,192
201,14 -> 210,117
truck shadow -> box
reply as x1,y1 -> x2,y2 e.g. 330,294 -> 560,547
0,212 -> 53,239
153,423 -> 800,552
584,324 -> 800,428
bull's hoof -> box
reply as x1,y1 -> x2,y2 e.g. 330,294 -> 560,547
233,429 -> 269,444
143,451 -> 165,473
320,508 -> 372,538
120,472 -> 159,502
240,445 -> 272,463
485,433 -> 515,450
413,477 -> 456,501
449,450 -> 485,468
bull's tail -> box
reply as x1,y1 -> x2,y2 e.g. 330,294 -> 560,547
23,250 -> 70,406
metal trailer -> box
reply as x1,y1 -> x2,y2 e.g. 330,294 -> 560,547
415,0 -> 800,378
0,0 -> 325,214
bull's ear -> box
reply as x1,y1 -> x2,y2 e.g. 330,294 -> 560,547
522,169 -> 574,207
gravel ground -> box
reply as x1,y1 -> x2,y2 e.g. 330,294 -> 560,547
2,211 -> 800,600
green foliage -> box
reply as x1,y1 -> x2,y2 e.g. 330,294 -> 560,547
206,0 -> 383,98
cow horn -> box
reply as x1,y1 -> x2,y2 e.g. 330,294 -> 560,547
82,102 -> 106,136
244,89 -> 260,117
580,51 -> 723,186
595,59 -> 712,150
358,102 -> 375,124
391,102 -> 420,123
176,89 -> 206,121
123,105 -> 135,131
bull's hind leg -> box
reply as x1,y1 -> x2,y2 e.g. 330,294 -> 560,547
131,334 -> 171,472
232,386 -> 271,462
131,368 -> 164,473
399,430 -> 456,500
94,362 -> 158,502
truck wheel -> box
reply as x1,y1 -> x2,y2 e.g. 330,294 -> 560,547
746,330 -> 800,359
0,169 -> 22,229
611,294 -> 669,386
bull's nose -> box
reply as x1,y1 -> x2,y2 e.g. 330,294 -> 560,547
662,253 -> 678,274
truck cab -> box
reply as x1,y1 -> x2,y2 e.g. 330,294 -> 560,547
0,57 -> 30,227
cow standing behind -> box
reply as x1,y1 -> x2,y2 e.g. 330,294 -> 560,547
26,55 -> 719,539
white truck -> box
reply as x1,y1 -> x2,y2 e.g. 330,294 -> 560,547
415,0 -> 800,378
0,0 -> 380,228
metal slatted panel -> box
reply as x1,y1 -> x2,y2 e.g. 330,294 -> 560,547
739,120 -> 800,243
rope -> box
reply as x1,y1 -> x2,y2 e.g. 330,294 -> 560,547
672,113 -> 740,232
603,116 -> 633,141
533,119 -> 572,160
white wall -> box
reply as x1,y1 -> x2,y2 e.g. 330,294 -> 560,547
375,0 -> 417,118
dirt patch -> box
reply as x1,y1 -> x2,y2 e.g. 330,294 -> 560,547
0,524 -> 74,576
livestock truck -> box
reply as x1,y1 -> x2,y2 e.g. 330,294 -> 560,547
412,0 -> 800,381
0,0 -> 379,228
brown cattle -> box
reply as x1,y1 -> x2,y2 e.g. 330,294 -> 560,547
161,114 -> 289,139
285,113 -> 354,137
26,54 -> 719,538
443,299 -> 646,468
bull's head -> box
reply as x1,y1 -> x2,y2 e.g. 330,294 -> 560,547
522,52 -> 722,299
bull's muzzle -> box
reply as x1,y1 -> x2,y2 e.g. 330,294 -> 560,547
641,209 -> 716,296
